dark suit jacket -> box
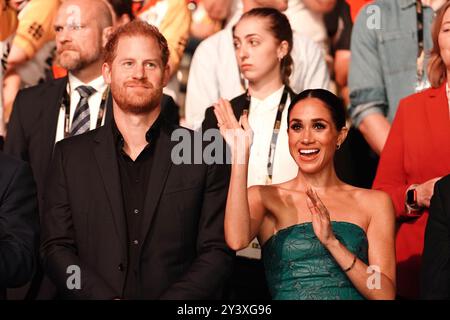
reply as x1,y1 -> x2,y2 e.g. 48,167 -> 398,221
41,117 -> 233,299
0,152 -> 39,299
421,174 -> 450,299
5,77 -> 75,214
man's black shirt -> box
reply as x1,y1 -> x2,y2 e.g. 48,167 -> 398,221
112,116 -> 161,299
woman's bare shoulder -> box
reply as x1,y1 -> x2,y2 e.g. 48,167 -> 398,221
249,182 -> 294,194
353,187 -> 392,204
345,186 -> 394,219
248,183 -> 301,209
247,185 -> 278,202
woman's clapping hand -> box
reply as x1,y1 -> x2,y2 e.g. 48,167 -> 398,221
306,187 -> 337,247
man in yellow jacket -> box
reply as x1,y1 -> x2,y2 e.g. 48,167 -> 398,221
2,0 -> 61,126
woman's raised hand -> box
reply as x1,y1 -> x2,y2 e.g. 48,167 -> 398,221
306,187 -> 337,247
213,98 -> 253,163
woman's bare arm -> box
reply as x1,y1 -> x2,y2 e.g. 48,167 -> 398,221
307,189 -> 396,299
214,98 -> 265,250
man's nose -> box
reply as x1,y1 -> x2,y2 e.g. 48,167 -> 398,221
132,64 -> 146,79
56,27 -> 71,43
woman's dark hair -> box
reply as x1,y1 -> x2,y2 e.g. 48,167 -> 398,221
287,89 -> 348,130
236,7 -> 294,86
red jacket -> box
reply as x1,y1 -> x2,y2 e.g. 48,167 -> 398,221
373,84 -> 450,299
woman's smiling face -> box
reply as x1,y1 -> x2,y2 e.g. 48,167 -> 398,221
288,97 -> 347,174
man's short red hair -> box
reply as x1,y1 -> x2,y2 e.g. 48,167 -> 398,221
104,20 -> 170,66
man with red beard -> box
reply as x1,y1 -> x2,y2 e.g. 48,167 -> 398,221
4,0 -> 113,300
40,20 -> 233,299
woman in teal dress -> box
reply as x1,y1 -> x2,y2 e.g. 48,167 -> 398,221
214,88 -> 396,300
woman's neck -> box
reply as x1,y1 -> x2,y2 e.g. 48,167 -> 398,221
248,77 -> 284,100
292,165 -> 343,193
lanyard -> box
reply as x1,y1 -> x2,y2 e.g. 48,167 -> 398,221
242,87 -> 289,185
60,84 -> 109,138
416,0 -> 425,84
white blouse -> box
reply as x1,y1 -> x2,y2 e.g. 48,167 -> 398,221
247,86 -> 298,187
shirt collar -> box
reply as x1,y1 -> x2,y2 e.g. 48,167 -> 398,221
68,73 -> 107,95
250,85 -> 285,110
112,114 -> 162,151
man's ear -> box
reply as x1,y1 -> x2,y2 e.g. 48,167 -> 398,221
102,26 -> 114,47
162,64 -> 171,87
102,62 -> 112,85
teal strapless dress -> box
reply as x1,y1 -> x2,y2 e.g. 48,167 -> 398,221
262,221 -> 368,300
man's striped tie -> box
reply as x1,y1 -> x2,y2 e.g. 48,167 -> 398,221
70,85 -> 96,137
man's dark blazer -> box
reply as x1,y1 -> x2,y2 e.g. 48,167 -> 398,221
4,77 -> 111,300
421,174 -> 450,299
40,116 -> 233,299
5,77 -> 111,214
0,152 -> 39,299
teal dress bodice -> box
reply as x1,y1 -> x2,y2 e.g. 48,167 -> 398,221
262,221 -> 368,300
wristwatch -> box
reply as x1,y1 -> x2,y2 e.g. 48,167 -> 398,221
406,187 -> 420,211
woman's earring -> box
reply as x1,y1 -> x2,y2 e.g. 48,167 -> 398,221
336,144 -> 341,150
